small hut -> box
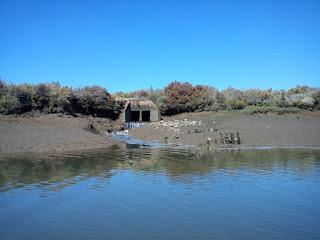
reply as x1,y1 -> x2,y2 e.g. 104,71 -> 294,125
120,99 -> 160,123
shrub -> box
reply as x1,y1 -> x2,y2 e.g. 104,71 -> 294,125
134,89 -> 150,99
187,86 -> 224,112
288,85 -> 312,94
226,99 -> 246,110
243,88 -> 273,106
156,95 -> 166,115
222,87 -> 244,101
188,85 -> 210,111
0,95 -> 19,114
9,84 -> 34,113
163,81 -> 195,114
34,83 -> 51,111
288,94 -> 315,110
222,87 -> 246,109
0,81 -> 122,118
162,82 -> 227,114
47,83 -> 73,113
0,80 -> 7,97
75,86 -> 120,119
241,106 -> 301,114
271,91 -> 291,108
119,89 -> 151,99
312,90 -> 320,110
148,88 -> 164,104
209,88 -> 226,111
114,91 -> 131,99
0,80 -> 319,117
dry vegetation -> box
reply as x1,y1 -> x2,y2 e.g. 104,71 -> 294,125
116,81 -> 320,115
1,80 -> 319,118
0,80 -> 121,119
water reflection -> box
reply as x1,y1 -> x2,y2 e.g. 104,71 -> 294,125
1,147 -> 320,240
1,146 -> 319,192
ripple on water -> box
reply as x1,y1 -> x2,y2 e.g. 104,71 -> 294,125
0,147 -> 320,240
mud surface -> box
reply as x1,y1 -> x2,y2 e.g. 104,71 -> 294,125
129,111 -> 320,149
0,114 -> 123,154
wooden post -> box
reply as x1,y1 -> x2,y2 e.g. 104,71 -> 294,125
236,132 -> 241,144
139,111 -> 142,121
230,131 -> 234,144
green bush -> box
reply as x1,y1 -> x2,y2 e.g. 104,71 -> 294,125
148,88 -> 164,105
288,94 -> 315,110
312,90 -> 320,110
74,86 -> 120,119
241,106 -> 301,114
0,95 -> 19,114
222,87 -> 244,100
155,95 -> 166,115
0,80 -> 319,118
0,80 -> 7,97
9,85 -> 34,113
210,88 -> 226,111
272,91 -> 291,108
0,82 -> 121,119
34,84 -> 51,111
243,89 -> 273,106
118,89 -> 151,99
47,83 -> 72,113
226,99 -> 246,110
288,85 -> 312,94
223,87 -> 246,110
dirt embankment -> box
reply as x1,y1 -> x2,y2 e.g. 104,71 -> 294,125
0,114 -> 124,154
129,111 -> 320,149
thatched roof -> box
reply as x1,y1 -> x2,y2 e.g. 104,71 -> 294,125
124,99 -> 158,111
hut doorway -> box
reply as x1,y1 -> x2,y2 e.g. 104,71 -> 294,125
142,111 -> 150,121
131,111 -> 140,121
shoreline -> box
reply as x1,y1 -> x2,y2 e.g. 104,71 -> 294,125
112,132 -> 320,151
1,111 -> 320,155
0,114 -> 124,155
129,111 -> 320,149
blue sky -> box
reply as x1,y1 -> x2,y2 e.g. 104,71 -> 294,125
0,0 -> 319,93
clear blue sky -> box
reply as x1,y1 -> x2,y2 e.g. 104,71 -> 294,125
1,0 -> 319,93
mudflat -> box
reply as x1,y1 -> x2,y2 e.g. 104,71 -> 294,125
129,111 -> 320,149
1,111 -> 320,154
0,114 -> 123,154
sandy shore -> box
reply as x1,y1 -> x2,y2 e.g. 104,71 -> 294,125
129,111 -> 320,149
0,114 -> 123,154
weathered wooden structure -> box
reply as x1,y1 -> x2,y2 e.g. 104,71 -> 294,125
120,99 -> 160,123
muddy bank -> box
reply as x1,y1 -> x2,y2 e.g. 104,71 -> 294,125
2,111 -> 320,154
0,114 -> 124,154
129,111 -> 320,149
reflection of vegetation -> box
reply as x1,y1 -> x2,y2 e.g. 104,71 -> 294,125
1,148 -> 320,191
123,148 -> 320,179
0,150 -> 124,190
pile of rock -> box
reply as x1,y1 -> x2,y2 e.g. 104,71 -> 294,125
150,119 -> 203,129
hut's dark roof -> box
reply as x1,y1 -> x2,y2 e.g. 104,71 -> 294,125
125,99 -> 158,111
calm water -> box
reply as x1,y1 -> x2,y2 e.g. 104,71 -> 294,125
0,146 -> 320,240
